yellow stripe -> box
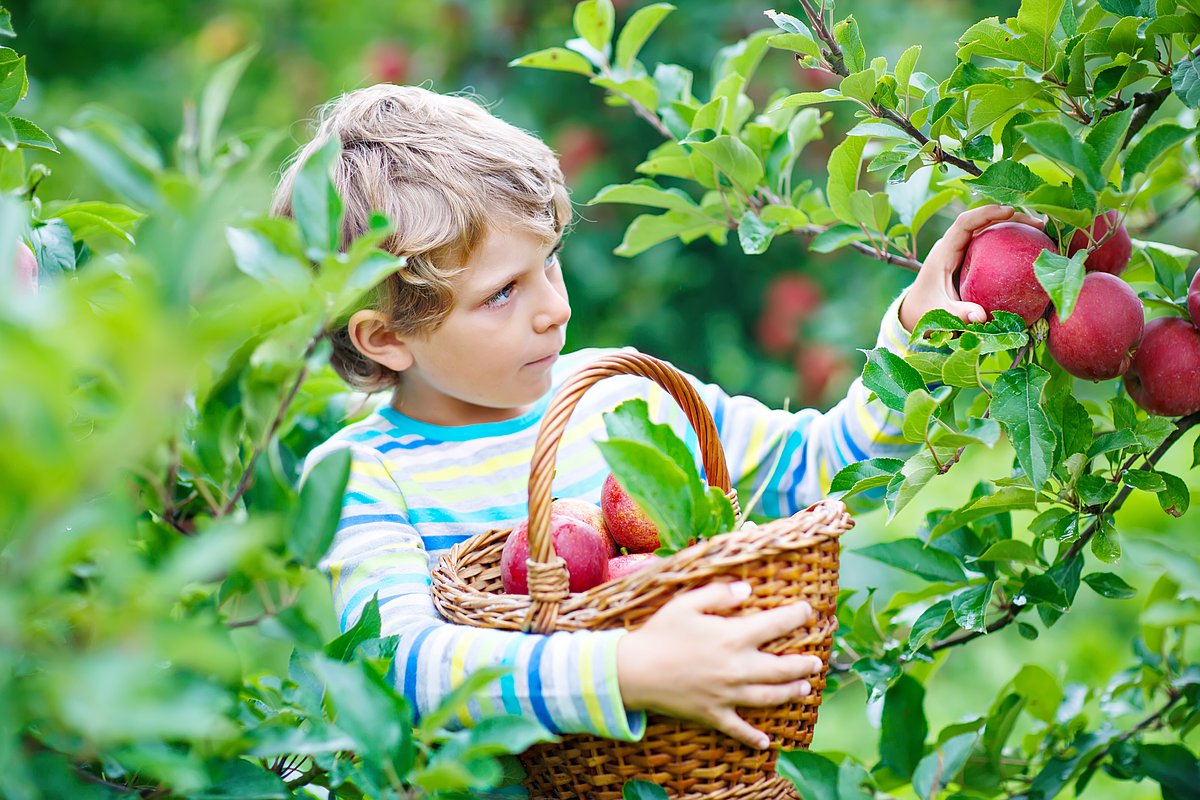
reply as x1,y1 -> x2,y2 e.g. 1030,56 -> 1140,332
406,442 -> 601,504
450,632 -> 477,728
741,418 -> 767,485
818,458 -> 831,495
410,416 -> 605,482
855,401 -> 909,445
577,635 -> 608,737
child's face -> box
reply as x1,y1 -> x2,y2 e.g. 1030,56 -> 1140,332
392,224 -> 571,426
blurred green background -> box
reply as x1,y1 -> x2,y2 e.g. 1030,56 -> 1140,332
8,2 -> 1198,797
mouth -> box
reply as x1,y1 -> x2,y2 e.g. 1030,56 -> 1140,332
526,351 -> 561,368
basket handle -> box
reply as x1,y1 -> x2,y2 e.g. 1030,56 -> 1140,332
523,351 -> 735,633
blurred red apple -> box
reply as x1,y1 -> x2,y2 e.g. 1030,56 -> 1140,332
795,342 -> 848,406
1067,210 -> 1132,276
1123,317 -> 1200,416
551,497 -> 617,557
600,473 -> 661,553
958,222 -> 1055,325
14,241 -> 36,295
366,41 -> 410,84
756,273 -> 822,355
500,513 -> 609,594
1046,272 -> 1144,381
553,125 -> 606,182
608,553 -> 661,580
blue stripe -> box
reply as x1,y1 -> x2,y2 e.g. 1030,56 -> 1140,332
339,513 -> 408,530
341,576 -> 431,630
344,491 -> 377,505
839,415 -> 870,463
403,626 -> 437,725
525,637 -> 559,733
422,534 -> 474,552
408,503 -> 527,525
499,635 -> 524,715
377,438 -> 438,453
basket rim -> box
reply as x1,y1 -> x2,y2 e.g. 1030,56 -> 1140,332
431,498 -> 852,630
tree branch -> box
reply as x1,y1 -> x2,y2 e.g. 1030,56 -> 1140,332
1077,688 -> 1184,783
791,224 -> 924,272
220,334 -> 321,517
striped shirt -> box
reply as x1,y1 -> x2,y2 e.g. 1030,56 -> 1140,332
301,293 -> 916,742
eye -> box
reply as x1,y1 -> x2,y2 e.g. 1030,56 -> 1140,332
546,242 -> 564,268
484,281 -> 515,308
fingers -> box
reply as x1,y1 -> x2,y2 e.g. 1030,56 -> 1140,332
1009,211 -> 1045,229
664,580 -> 752,616
743,652 -> 825,683
737,600 -> 814,647
710,708 -> 772,750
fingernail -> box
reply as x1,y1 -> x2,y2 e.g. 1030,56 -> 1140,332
756,734 -> 770,749
730,581 -> 752,600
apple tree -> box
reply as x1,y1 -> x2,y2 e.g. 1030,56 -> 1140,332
513,1 -> 1200,797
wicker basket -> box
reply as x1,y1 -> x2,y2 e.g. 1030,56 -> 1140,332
430,352 -> 853,800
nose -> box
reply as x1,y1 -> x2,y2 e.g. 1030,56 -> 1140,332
532,273 -> 571,333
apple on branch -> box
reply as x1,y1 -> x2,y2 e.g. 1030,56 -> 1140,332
958,222 -> 1055,326
1047,272 -> 1144,381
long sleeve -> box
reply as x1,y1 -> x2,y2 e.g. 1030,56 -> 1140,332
666,291 -> 919,519
306,442 -> 646,742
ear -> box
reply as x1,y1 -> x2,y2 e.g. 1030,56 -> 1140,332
347,309 -> 414,373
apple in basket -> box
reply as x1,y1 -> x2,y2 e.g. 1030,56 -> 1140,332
608,552 -> 662,580
601,473 -> 661,553
551,497 -> 618,557
500,513 -> 610,594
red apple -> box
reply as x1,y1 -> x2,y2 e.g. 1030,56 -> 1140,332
500,513 -> 609,595
1123,317 -> 1200,416
958,222 -> 1056,325
1067,210 -> 1132,276
551,497 -> 618,557
1047,272 -> 1144,381
366,42 -> 411,84
607,553 -> 662,580
600,473 -> 661,553
1188,270 -> 1200,329
14,242 -> 36,294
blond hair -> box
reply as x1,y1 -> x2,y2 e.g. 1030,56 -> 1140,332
272,83 -> 572,392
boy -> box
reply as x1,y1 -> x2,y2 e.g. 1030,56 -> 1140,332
276,83 -> 1032,752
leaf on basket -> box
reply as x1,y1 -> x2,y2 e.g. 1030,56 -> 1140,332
597,399 -> 735,555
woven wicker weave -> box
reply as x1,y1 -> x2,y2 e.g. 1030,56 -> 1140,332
430,352 -> 853,799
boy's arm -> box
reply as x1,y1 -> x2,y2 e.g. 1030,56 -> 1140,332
306,443 -> 646,742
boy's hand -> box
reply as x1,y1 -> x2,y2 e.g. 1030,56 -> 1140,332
899,205 -> 1045,332
617,581 -> 822,750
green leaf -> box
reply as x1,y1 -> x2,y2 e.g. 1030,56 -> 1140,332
965,159 -> 1046,205
1014,0 -> 1067,69
1091,516 -> 1121,563
826,136 -> 867,224
292,136 -> 344,255
509,47 -> 595,76
325,596 -> 382,661
907,600 -> 952,654
833,16 -> 866,73
830,458 -> 905,498
1136,743 -> 1200,799
0,53 -> 25,114
929,487 -> 1038,539
895,45 -> 922,98
929,416 -> 1003,449
198,47 -> 257,168
1085,107 -> 1134,174
881,674 -> 928,778
0,10 -> 12,37
861,347 -> 925,412
1123,123 -> 1197,190
965,80 -> 1043,137
191,759 -> 290,800
776,750 -> 840,800
623,781 -> 670,800
737,209 -> 777,254
596,440 -> 695,552
290,448 -> 351,568
971,539 -> 1040,563
856,538 -> 969,583
29,219 -> 76,279
1097,0 -> 1157,14
952,582 -> 996,632
1083,571 -> 1137,599
991,365 -> 1056,491
901,388 -> 940,443
885,449 -> 947,520
615,3 -> 674,72
810,224 -> 870,253
1156,472 -> 1190,517
1173,57 -> 1200,108
614,210 -> 722,257
55,126 -> 160,211
681,133 -> 763,194
574,0 -> 615,55
415,665 -> 511,742
912,732 -> 979,800
909,308 -> 966,347
840,69 -> 878,104
941,344 -> 982,388
589,180 -> 700,213
8,116 -> 56,152
1017,120 -> 1105,191
1034,249 -> 1087,320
